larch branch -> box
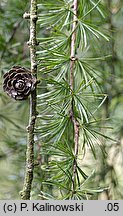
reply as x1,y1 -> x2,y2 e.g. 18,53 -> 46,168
20,0 -> 37,200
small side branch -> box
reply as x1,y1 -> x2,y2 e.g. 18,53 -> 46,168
20,0 -> 37,200
70,0 -> 80,195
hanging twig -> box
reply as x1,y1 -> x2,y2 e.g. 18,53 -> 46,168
108,0 -> 117,82
20,0 -> 38,200
69,0 -> 80,195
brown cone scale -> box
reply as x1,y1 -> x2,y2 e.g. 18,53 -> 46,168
3,66 -> 36,100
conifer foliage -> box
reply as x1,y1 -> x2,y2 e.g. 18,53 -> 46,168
2,0 -> 122,200
35,0 -> 109,199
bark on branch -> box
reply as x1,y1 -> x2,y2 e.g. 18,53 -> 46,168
20,0 -> 37,200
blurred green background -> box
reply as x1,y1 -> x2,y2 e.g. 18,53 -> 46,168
0,0 -> 123,199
